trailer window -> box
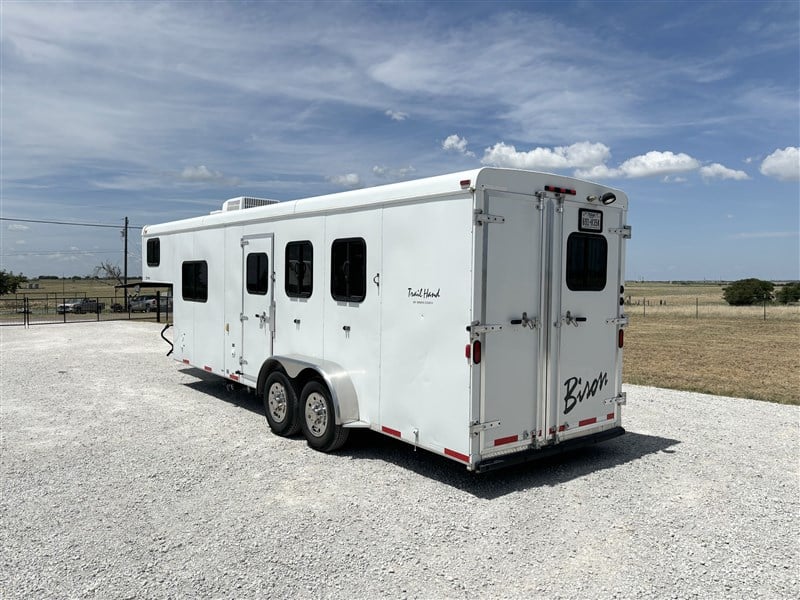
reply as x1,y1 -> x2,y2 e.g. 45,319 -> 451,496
285,241 -> 313,298
246,253 -> 269,295
331,238 -> 366,302
182,261 -> 208,302
566,233 -> 607,291
146,238 -> 160,267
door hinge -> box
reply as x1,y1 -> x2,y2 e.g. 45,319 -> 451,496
604,393 -> 627,406
466,322 -> 504,336
239,357 -> 248,366
606,316 -> 629,326
474,210 -> 505,225
609,225 -> 632,239
470,420 -> 501,436
240,313 -> 248,322
240,239 -> 250,247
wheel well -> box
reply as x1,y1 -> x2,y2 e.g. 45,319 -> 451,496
256,361 -> 323,400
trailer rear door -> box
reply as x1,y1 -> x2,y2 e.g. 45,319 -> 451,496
547,200 -> 623,439
477,190 -> 545,455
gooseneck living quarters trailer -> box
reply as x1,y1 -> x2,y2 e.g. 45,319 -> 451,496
142,168 -> 631,471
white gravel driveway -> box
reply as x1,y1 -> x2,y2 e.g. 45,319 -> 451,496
1,322 -> 797,599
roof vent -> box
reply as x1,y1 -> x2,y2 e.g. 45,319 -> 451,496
221,196 -> 279,212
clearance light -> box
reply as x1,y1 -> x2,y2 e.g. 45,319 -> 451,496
465,344 -> 471,361
545,185 -> 576,196
601,192 -> 617,205
460,179 -> 471,189
618,329 -> 624,348
472,340 -> 482,364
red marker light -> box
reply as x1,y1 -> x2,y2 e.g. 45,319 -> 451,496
472,340 -> 481,364
545,185 -> 576,196
460,179 -> 471,188
618,329 -> 624,348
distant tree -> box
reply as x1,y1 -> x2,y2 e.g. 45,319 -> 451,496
0,270 -> 28,295
776,282 -> 800,304
722,278 -> 775,306
94,261 -> 124,285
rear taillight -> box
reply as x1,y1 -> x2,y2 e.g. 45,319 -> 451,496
472,340 -> 482,364
618,329 -> 624,348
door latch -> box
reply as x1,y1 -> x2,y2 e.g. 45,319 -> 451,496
562,311 -> 587,327
510,312 -> 538,329
254,311 -> 268,327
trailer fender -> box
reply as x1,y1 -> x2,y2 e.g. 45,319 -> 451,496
257,355 -> 360,425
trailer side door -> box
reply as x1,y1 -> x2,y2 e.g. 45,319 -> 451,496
240,233 -> 275,384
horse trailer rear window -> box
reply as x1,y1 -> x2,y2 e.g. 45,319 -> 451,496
146,238 -> 160,267
566,233 -> 608,291
182,261 -> 208,302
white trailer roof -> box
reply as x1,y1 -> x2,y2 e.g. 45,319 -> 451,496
142,167 -> 626,236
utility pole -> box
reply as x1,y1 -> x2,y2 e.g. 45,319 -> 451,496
123,217 -> 129,305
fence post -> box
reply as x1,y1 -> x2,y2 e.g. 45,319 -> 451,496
763,300 -> 767,321
643,297 -> 646,317
696,297 -> 699,319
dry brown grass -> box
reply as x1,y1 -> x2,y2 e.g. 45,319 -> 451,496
623,285 -> 800,405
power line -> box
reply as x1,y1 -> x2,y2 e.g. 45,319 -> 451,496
2,249 -> 123,256
0,217 -> 144,229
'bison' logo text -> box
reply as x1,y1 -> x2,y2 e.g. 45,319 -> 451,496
563,372 -> 609,415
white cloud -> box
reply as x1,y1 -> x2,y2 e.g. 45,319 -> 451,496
7,224 -> 30,231
760,147 -> 800,181
16,239 -> 26,245
385,109 -> 408,121
327,173 -> 362,188
442,134 -> 475,157
482,141 -> 611,170
180,165 -> 225,182
576,151 -> 700,179
372,165 -> 416,180
699,163 -> 750,180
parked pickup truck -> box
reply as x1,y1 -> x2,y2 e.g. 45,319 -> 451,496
56,298 -> 105,314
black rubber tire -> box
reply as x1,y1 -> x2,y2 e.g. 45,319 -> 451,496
299,381 -> 350,452
263,371 -> 300,436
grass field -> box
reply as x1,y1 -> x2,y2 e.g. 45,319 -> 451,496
4,279 -> 799,404
623,282 -> 800,405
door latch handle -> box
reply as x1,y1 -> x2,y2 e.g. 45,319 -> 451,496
510,311 -> 538,329
563,311 -> 587,327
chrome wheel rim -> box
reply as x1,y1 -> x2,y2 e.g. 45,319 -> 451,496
304,392 -> 328,438
267,382 -> 287,423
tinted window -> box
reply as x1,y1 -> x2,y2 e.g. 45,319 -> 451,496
146,238 -> 160,267
566,233 -> 607,291
182,261 -> 208,302
246,253 -> 269,295
330,238 -> 366,302
285,241 -> 313,298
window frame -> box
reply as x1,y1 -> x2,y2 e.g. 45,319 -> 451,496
285,240 -> 313,299
245,252 -> 270,296
146,238 -> 160,267
182,260 -> 208,302
330,237 -> 367,303
565,232 -> 608,292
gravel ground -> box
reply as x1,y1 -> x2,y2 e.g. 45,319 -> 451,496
1,321 -> 798,599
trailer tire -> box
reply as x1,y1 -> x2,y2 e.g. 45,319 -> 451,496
299,381 -> 349,452
263,371 -> 300,436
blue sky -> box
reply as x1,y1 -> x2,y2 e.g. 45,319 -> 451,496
1,0 -> 798,280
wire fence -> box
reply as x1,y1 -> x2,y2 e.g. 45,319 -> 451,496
0,293 -> 172,327
624,296 -> 800,322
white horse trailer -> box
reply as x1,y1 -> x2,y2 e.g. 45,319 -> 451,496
142,168 -> 631,471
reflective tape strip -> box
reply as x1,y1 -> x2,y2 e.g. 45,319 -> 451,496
444,448 -> 469,463
203,366 -> 212,372
182,359 -> 190,365
579,417 -> 597,427
607,412 -> 615,420
494,434 -> 519,446
381,426 -> 401,438
229,374 -> 239,382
